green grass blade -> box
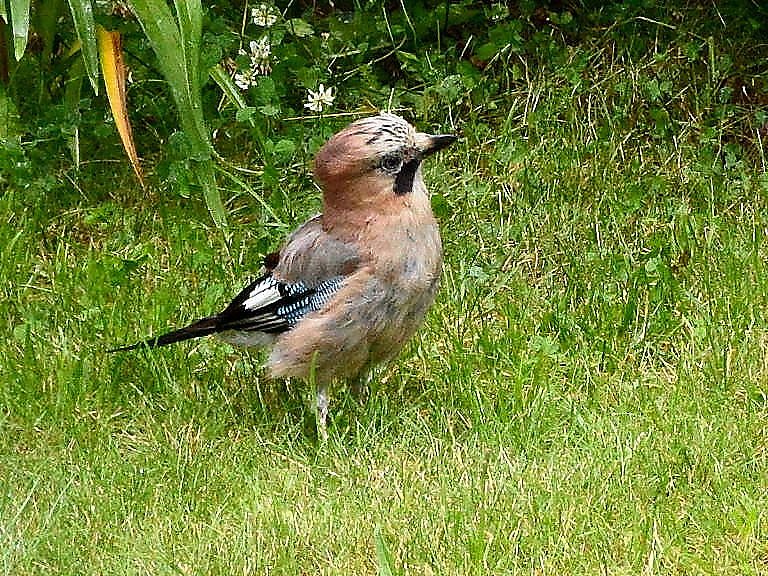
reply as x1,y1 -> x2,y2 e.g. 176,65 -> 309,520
67,0 -> 99,94
209,63 -> 247,111
208,64 -> 268,160
197,157 -> 227,228
374,526 -> 395,576
214,163 -> 283,226
63,57 -> 85,166
9,0 -> 31,59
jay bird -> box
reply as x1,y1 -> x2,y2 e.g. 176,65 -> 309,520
112,113 -> 456,434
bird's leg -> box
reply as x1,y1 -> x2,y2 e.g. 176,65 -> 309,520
349,373 -> 370,405
316,383 -> 330,441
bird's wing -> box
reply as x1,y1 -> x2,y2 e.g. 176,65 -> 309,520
217,273 -> 345,334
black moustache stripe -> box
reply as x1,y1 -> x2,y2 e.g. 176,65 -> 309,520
394,157 -> 421,195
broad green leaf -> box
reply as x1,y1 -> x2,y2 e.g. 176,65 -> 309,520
127,0 -> 225,225
0,1 -> 7,22
67,0 -> 100,94
258,103 -> 279,117
127,0 -> 209,151
35,0 -> 64,62
9,0 -> 31,59
173,0 -> 202,89
474,42 -> 498,62
235,107 -> 258,124
271,139 -> 295,158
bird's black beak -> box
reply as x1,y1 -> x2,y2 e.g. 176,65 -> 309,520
418,133 -> 458,157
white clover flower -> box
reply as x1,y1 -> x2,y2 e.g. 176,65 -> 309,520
234,68 -> 258,90
304,84 -> 335,113
251,3 -> 279,27
248,37 -> 271,61
238,37 -> 272,76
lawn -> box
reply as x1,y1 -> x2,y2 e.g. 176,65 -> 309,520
2,4 -> 768,575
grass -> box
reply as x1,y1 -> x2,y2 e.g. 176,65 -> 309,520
2,11 -> 768,575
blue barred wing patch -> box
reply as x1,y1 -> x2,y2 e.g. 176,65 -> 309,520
276,277 -> 344,327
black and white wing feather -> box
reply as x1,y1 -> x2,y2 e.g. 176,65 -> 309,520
219,273 -> 344,334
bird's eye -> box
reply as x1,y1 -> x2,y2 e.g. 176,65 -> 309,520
380,153 -> 403,173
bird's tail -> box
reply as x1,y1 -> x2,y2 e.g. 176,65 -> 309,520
108,316 -> 220,352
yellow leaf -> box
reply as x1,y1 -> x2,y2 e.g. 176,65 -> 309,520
97,27 -> 145,188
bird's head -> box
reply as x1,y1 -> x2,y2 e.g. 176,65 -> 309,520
314,113 -> 456,211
